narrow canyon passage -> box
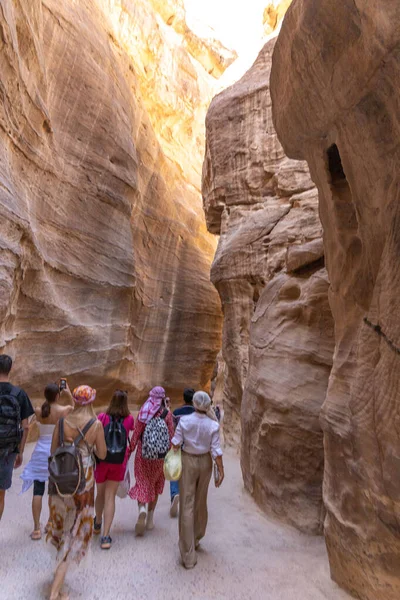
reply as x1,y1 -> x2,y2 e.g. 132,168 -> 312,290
1,1 -> 399,599
1,444 -> 349,600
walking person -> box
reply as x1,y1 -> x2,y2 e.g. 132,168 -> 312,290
20,382 -> 74,540
169,387 -> 195,518
94,389 -> 134,549
128,386 -> 174,535
0,354 -> 34,522
171,391 -> 224,569
47,385 -> 107,600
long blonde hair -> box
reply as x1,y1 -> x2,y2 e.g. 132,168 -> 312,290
66,403 -> 96,428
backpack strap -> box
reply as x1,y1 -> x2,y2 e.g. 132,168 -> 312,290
59,418 -> 65,447
73,418 -> 96,447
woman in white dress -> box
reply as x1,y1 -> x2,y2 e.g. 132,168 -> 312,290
20,382 -> 73,540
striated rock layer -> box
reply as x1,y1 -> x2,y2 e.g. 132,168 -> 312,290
203,38 -> 334,532
0,0 -> 226,404
271,0 -> 400,597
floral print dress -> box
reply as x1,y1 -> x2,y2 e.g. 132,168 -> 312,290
47,446 -> 95,565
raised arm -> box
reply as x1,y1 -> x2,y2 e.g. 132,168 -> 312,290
60,382 -> 74,408
61,405 -> 73,417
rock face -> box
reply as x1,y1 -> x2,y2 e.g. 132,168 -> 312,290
0,0 -> 226,404
203,38 -> 334,532
271,0 -> 400,597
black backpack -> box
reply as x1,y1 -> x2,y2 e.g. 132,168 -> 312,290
0,387 -> 22,453
48,417 -> 96,497
104,416 -> 127,464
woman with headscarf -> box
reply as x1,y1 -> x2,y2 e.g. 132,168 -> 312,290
128,386 -> 174,535
172,391 -> 224,569
47,384 -> 107,600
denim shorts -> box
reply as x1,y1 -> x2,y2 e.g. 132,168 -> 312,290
0,452 -> 17,490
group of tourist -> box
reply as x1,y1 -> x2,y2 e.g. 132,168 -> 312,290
0,354 -> 224,600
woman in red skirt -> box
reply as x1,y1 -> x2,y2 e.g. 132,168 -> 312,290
94,390 -> 134,549
129,386 -> 174,535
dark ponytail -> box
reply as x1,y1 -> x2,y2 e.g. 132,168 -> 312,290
41,383 -> 59,419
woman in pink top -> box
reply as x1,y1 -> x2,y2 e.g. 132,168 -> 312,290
94,390 -> 134,549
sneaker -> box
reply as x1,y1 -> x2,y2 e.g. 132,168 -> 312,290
170,494 -> 179,518
100,536 -> 112,550
146,510 -> 154,530
135,505 -> 147,536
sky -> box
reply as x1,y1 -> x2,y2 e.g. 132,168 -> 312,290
184,0 -> 266,63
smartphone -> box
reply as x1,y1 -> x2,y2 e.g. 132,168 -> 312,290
59,378 -> 67,391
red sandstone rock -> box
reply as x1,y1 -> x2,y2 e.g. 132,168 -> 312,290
203,38 -> 334,532
0,0 -> 225,404
271,0 -> 400,597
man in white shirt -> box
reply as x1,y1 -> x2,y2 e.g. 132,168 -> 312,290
172,391 -> 224,569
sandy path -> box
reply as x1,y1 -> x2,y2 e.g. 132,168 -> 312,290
1,444 -> 350,600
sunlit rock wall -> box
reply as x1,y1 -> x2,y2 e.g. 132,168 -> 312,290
203,38 -> 334,532
263,1 -> 293,35
271,0 -> 400,596
0,0 -> 228,404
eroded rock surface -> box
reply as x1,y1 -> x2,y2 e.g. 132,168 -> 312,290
271,0 -> 400,596
203,38 -> 334,532
0,0 -> 225,404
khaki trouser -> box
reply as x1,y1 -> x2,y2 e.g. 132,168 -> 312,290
179,451 -> 212,568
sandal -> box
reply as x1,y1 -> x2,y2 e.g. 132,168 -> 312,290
93,517 -> 102,535
100,535 -> 112,550
30,529 -> 42,541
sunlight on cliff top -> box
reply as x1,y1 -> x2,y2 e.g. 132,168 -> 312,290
185,0 -> 265,56
184,0 -> 288,85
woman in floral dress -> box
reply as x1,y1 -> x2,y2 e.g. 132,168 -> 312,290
129,386 -> 174,535
47,385 -> 107,600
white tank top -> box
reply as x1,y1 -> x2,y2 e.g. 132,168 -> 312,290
39,422 -> 55,438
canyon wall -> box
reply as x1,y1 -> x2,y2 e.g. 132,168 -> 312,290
271,0 -> 400,597
203,38 -> 334,532
0,0 -> 228,404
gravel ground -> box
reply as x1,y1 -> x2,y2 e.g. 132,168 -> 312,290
0,444 -> 350,600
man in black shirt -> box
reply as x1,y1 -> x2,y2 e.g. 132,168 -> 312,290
170,387 -> 195,518
0,354 -> 34,521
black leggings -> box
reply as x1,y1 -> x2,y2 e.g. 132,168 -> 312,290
33,480 -> 45,497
